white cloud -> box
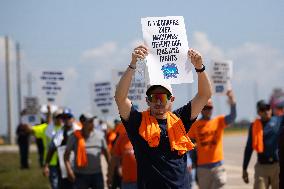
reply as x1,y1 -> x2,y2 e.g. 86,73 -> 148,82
190,31 -> 284,119
80,40 -> 140,81
78,34 -> 284,120
191,32 -> 225,61
81,42 -> 117,60
191,31 -> 284,88
65,67 -> 79,79
228,42 -> 284,84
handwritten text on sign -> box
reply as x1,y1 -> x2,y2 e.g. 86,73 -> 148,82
141,16 -> 193,84
93,82 -> 113,114
40,71 -> 64,103
211,61 -> 233,94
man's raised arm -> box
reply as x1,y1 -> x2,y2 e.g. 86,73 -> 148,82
115,45 -> 148,121
190,49 -> 213,120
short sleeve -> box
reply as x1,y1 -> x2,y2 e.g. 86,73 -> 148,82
32,124 -> 46,138
187,123 -> 196,139
65,134 -> 76,152
173,101 -> 197,132
121,105 -> 142,138
217,116 -> 226,129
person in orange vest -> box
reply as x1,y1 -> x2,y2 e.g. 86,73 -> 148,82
106,119 -> 126,189
242,100 -> 283,189
106,119 -> 126,152
107,131 -> 137,189
115,45 -> 212,188
188,90 -> 236,189
64,113 -> 110,189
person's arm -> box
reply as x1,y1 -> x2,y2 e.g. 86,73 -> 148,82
64,134 -> 76,182
46,104 -> 52,124
102,138 -> 111,165
224,90 -> 237,125
190,49 -> 213,120
115,45 -> 148,121
43,141 -> 56,177
107,155 -> 121,188
64,148 -> 75,182
242,125 -> 253,184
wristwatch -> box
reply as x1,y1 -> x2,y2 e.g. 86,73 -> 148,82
195,64 -> 205,72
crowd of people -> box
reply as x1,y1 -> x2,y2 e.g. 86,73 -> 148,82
16,46 -> 284,189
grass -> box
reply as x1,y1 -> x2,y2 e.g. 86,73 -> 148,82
0,152 -> 50,189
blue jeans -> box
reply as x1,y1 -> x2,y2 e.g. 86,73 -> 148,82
75,172 -> 104,189
49,166 -> 59,189
121,182 -> 137,189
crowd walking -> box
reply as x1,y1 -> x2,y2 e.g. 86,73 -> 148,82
15,45 -> 284,189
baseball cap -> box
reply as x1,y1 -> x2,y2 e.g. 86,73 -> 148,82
257,100 -> 271,111
146,83 -> 173,96
79,113 -> 97,123
53,109 -> 63,118
62,108 -> 74,118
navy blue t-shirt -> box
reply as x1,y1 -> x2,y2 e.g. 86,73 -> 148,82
121,102 -> 196,189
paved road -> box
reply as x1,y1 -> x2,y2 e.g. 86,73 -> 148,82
223,134 -> 256,189
0,134 -> 257,188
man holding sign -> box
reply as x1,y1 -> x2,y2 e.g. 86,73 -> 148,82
115,44 -> 212,188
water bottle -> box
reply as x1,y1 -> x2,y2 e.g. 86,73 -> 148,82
134,58 -> 147,82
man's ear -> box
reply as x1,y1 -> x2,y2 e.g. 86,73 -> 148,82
170,96 -> 175,102
146,97 -> 151,106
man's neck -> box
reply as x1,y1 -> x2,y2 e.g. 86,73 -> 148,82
82,129 -> 91,139
150,110 -> 167,120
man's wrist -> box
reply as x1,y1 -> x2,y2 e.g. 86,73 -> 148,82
195,64 -> 205,72
128,64 -> 136,70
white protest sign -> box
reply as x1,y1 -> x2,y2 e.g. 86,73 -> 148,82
92,82 -> 113,116
38,70 -> 65,105
24,96 -> 39,114
210,60 -> 233,94
141,16 -> 193,85
111,70 -> 147,112
21,114 -> 41,126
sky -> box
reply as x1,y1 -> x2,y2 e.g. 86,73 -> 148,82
0,0 -> 284,135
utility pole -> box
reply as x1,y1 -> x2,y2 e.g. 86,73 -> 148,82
27,72 -> 32,96
5,36 -> 14,144
16,42 -> 22,124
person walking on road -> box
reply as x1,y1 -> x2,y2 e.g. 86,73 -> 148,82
188,90 -> 237,189
242,100 -> 283,189
64,113 -> 110,189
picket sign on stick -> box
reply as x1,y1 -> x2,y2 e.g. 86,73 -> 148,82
210,60 -> 233,95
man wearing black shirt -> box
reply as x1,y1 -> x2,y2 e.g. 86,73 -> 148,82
115,45 -> 212,189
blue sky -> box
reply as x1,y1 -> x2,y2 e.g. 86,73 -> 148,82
1,0 -> 284,135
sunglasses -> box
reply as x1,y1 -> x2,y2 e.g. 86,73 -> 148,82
147,93 -> 171,104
